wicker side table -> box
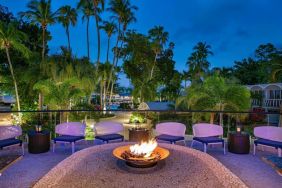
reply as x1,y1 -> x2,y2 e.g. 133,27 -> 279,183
228,132 -> 250,154
128,128 -> 150,142
28,130 -> 50,154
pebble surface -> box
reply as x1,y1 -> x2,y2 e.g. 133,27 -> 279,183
34,143 -> 247,188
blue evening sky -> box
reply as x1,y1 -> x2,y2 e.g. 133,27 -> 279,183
1,0 -> 282,86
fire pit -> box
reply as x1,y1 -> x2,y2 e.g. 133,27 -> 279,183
113,140 -> 169,168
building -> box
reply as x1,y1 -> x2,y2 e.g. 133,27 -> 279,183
246,83 -> 282,126
246,83 -> 282,111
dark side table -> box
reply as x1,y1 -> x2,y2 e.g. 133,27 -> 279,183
129,128 -> 150,142
228,132 -> 250,154
28,130 -> 50,154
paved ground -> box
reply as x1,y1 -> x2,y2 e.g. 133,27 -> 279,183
0,140 -> 281,188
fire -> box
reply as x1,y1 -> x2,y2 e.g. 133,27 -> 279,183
129,139 -> 158,158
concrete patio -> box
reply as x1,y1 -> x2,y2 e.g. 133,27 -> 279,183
0,140 -> 281,188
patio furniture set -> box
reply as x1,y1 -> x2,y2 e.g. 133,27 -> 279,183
0,122 -> 282,157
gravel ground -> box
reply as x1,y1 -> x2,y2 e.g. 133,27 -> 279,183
0,140 -> 281,188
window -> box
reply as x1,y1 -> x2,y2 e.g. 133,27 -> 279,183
269,90 -> 274,99
275,90 -> 281,99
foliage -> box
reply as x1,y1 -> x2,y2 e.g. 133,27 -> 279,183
177,74 -> 251,123
122,30 -> 180,102
129,112 -> 145,123
57,5 -> 77,51
186,42 -> 213,82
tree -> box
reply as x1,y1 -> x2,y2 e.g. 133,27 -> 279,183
0,22 -> 30,111
107,0 -> 137,104
179,75 -> 251,125
19,0 -> 57,62
186,42 -> 213,82
58,5 -> 77,52
148,26 -> 168,79
20,0 -> 58,113
182,71 -> 191,88
97,62 -> 113,109
122,31 -> 156,102
271,55 -> 282,81
233,58 -> 267,84
77,0 -> 94,60
93,0 -> 105,69
100,21 -> 117,62
33,78 -> 84,110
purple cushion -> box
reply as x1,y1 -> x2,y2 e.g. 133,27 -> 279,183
193,136 -> 224,144
156,134 -> 184,143
254,138 -> 282,149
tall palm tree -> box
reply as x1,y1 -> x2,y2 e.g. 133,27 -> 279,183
19,0 -> 57,62
148,26 -> 168,79
93,0 -> 105,69
58,5 -> 77,52
0,22 -> 30,111
77,0 -> 94,60
186,42 -> 213,82
107,0 -> 137,104
108,0 -> 137,67
100,21 -> 117,62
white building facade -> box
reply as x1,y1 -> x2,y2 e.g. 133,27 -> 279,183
246,83 -> 282,111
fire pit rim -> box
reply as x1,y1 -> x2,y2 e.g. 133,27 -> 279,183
112,145 -> 170,167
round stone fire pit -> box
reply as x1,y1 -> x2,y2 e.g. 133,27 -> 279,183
34,143 -> 247,188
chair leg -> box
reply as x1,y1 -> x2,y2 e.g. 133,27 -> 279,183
204,144 -> 207,153
183,140 -> 186,146
253,144 -> 256,156
53,141 -> 55,153
190,140 -> 194,148
223,142 -> 226,155
278,148 -> 281,157
72,142 -> 75,154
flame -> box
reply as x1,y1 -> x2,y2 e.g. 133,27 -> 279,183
129,139 -> 158,158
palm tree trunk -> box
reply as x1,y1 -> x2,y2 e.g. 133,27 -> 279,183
94,12 -> 100,70
108,39 -> 124,104
39,25 -> 46,114
66,25 -> 71,52
107,22 -> 121,92
106,36 -> 110,62
100,81 -> 103,110
150,53 -> 158,79
109,78 -> 115,105
86,16 -> 90,60
42,26 -> 46,62
5,47 -> 20,111
103,80 -> 106,110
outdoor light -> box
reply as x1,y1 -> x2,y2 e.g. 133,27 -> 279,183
236,126 -> 241,133
236,121 -> 242,134
36,124 -> 42,132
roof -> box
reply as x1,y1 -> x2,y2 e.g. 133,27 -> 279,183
138,102 -> 174,110
119,93 -> 131,97
246,83 -> 282,90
